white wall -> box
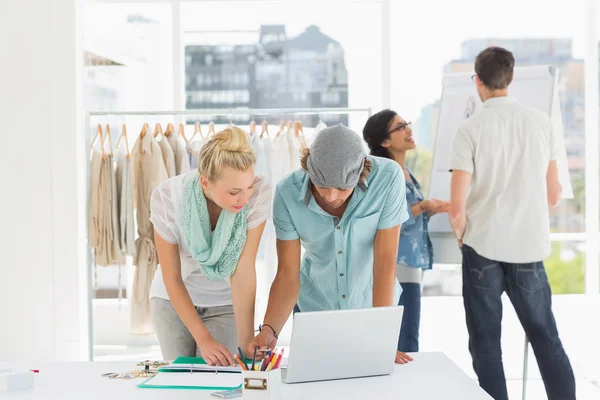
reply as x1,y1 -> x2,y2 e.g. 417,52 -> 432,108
0,0 -> 88,361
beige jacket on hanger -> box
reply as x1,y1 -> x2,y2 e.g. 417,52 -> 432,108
115,150 -> 136,259
166,133 -> 191,175
89,147 -> 120,267
158,138 -> 176,178
131,132 -> 168,335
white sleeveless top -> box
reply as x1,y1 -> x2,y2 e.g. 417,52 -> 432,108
149,170 -> 271,307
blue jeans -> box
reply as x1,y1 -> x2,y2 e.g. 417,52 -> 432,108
462,245 -> 575,400
397,282 -> 421,352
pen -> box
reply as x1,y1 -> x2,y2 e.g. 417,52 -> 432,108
251,345 -> 258,371
237,347 -> 249,370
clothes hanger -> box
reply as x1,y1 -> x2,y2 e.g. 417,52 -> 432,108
276,120 -> 285,137
91,123 -> 103,149
179,122 -> 188,144
190,122 -> 202,141
116,123 -> 131,158
105,123 -> 114,158
294,120 -> 308,149
140,122 -> 149,138
153,123 -> 164,139
260,120 -> 269,139
294,120 -> 306,137
165,122 -> 175,137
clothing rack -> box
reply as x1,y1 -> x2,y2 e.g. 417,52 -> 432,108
87,107 -> 372,117
84,106 -> 372,361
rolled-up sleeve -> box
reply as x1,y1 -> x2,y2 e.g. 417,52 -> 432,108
273,191 -> 300,240
450,127 -> 474,173
378,167 -> 409,230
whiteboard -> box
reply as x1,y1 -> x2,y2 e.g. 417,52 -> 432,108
429,65 -> 574,234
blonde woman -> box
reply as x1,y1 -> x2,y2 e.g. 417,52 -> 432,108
149,126 -> 271,366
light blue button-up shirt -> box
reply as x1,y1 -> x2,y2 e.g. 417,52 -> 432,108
273,156 -> 409,312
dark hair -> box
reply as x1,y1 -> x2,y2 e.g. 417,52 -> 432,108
362,109 -> 397,159
475,46 -> 515,90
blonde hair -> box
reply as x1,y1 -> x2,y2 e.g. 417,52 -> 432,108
300,148 -> 372,184
198,126 -> 256,180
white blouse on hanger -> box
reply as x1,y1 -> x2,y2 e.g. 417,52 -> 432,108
286,127 -> 302,171
149,170 -> 272,307
251,132 -> 268,181
259,134 -> 275,187
271,133 -> 291,186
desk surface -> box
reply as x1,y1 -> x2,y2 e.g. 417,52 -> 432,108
2,352 -> 491,400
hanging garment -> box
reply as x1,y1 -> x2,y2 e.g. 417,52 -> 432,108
158,138 -> 177,178
166,133 -> 191,176
187,138 -> 207,170
271,133 -> 291,185
259,134 -> 275,187
88,147 -> 103,258
106,152 -> 121,262
115,149 -> 136,258
250,132 -> 268,181
306,120 -> 327,147
285,127 -> 302,172
89,147 -> 121,267
314,120 -> 327,135
131,131 -> 169,335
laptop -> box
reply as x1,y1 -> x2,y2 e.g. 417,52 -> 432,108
280,306 -> 403,384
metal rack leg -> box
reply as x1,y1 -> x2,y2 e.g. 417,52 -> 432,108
522,335 -> 529,400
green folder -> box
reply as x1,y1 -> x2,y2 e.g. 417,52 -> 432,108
137,357 -> 244,390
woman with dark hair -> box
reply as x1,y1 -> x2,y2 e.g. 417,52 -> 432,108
363,109 -> 449,352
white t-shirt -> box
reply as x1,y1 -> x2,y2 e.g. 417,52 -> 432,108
450,96 -> 558,263
149,170 -> 272,307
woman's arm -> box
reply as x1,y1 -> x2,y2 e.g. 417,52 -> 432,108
230,221 -> 266,352
155,229 -> 234,366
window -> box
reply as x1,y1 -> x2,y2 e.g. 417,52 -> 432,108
393,0 -> 587,297
182,1 -> 383,128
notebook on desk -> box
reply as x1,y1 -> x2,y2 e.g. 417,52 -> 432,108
138,356 -> 243,390
281,306 -> 403,384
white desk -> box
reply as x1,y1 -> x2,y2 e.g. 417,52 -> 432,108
2,352 -> 491,399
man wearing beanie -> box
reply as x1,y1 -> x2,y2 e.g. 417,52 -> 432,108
248,124 -> 412,364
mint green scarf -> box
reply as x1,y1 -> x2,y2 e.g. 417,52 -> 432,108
183,173 -> 248,281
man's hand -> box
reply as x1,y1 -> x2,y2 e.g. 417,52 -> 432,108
450,212 -> 467,246
198,337 -> 236,366
246,330 -> 278,361
395,351 -> 414,364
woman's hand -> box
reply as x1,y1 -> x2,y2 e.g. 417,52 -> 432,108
395,351 -> 414,364
198,336 -> 236,366
422,199 -> 450,215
